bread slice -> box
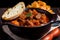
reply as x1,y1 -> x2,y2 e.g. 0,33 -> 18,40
2,2 -> 25,20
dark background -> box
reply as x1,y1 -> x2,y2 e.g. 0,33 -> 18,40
0,0 -> 60,7
0,0 -> 60,40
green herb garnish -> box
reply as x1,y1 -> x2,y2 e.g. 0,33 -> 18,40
26,12 -> 32,17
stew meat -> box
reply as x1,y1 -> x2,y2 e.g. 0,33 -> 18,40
11,9 -> 49,27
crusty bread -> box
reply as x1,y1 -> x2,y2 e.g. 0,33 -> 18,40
2,2 -> 25,20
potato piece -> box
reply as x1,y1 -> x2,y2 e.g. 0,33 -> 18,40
11,20 -> 20,26
39,6 -> 46,10
38,1 -> 46,6
27,5 -> 32,8
36,13 -> 41,19
31,1 -> 40,8
32,19 -> 41,26
32,9 -> 38,15
27,0 -> 54,14
41,14 -> 49,23
48,10 -> 54,14
46,5 -> 51,11
19,14 -> 26,19
27,20 -> 34,27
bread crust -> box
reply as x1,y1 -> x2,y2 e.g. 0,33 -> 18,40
2,2 -> 25,20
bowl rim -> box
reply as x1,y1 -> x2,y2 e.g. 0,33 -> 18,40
2,8 -> 57,28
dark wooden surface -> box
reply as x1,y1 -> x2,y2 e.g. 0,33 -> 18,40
0,0 -> 60,7
0,8 -> 60,40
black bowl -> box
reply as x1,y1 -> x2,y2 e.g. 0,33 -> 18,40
0,8 -> 57,39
